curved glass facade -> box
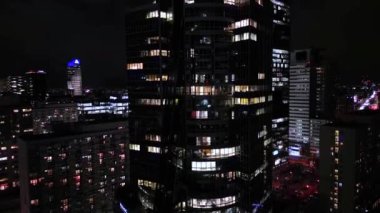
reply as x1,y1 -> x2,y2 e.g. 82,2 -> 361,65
126,0 -> 273,212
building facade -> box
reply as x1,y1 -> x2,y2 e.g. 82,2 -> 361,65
320,112 -> 380,213
271,0 -> 290,167
19,121 -> 129,212
32,102 -> 78,135
76,93 -> 129,120
7,76 -> 28,96
25,70 -> 47,100
67,59 -> 83,96
289,49 -> 332,157
126,0 -> 273,212
0,95 -> 33,211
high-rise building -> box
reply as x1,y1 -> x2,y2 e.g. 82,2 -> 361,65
32,102 -> 78,135
126,0 -> 273,212
25,70 -> 47,100
289,49 -> 332,157
320,112 -> 380,213
5,71 -> 47,100
0,95 -> 33,211
271,0 -> 290,167
7,76 -> 28,95
19,121 -> 129,212
67,59 -> 83,96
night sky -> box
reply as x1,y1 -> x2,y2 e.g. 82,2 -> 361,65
0,0 -> 379,88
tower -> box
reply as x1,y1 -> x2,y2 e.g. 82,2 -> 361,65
67,59 -> 82,96
126,0 -> 274,211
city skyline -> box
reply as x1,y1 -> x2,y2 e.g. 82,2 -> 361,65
1,0 -> 380,88
1,0 -> 380,212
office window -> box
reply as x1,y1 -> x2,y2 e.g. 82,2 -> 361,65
191,161 -> 216,171
127,63 -> 143,70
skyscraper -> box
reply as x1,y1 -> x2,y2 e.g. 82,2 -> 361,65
320,112 -> 380,213
7,76 -> 28,95
289,49 -> 332,157
25,70 -> 47,100
67,59 -> 82,96
271,0 -> 290,167
126,0 -> 273,212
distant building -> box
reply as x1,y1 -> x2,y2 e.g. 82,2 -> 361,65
5,70 -> 47,100
320,112 -> 380,213
25,70 -> 47,100
289,49 -> 333,157
76,93 -> 129,121
67,59 -> 82,96
19,120 -> 129,212
7,76 -> 28,95
32,102 -> 78,135
0,95 -> 33,211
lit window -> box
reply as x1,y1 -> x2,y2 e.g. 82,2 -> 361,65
137,99 -> 166,106
188,196 -> 236,208
191,111 -> 208,119
138,179 -> 158,190
195,146 -> 240,159
196,136 -> 211,146
146,10 -> 172,21
191,161 -> 217,171
145,134 -> 161,142
141,49 -> 170,57
127,63 -> 143,70
190,86 -> 215,96
232,32 -> 257,42
129,144 -> 140,151
145,75 -> 169,82
258,73 -> 265,80
31,199 -> 39,206
147,146 -> 161,154
227,19 -> 257,31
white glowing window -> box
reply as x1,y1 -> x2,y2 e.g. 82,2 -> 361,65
141,49 -> 170,57
258,73 -> 265,80
256,0 -> 263,6
192,111 -> 208,119
31,199 -> 39,206
148,146 -> 161,154
129,144 -> 140,151
185,0 -> 195,4
191,161 -> 216,171
188,196 -> 236,208
195,146 -> 240,159
137,99 -> 165,106
146,10 -> 172,21
145,134 -> 161,142
232,32 -> 257,42
227,19 -> 257,30
127,63 -> 143,70
146,36 -> 161,44
196,136 -> 211,146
